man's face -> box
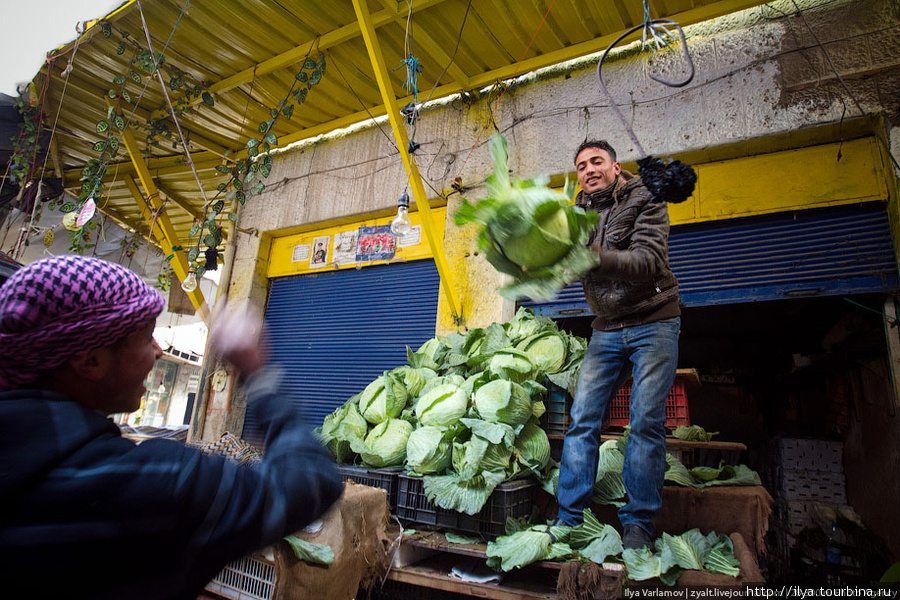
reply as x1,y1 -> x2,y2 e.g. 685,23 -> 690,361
97,322 -> 163,415
575,147 -> 621,194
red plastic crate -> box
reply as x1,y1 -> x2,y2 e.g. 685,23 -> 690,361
607,380 -> 690,429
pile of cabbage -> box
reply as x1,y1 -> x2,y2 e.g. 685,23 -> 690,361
485,509 -> 741,585
541,434 -> 762,509
314,307 -> 584,515
454,134 -> 600,302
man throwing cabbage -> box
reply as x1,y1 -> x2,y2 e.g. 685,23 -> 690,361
555,140 -> 680,550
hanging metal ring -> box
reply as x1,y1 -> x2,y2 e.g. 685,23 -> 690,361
598,19 -> 694,90
596,18 -> 695,156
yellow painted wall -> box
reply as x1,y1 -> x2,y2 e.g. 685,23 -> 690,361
265,137 -> 892,335
268,207 -> 446,278
667,137 -> 888,225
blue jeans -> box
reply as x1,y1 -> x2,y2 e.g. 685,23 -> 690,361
556,317 -> 680,534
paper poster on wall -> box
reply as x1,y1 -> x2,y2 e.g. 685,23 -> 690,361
332,230 -> 359,266
355,225 -> 395,262
310,235 -> 330,268
396,225 -> 422,248
291,243 -> 311,262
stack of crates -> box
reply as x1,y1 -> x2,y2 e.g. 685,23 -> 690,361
608,379 -> 690,429
395,475 -> 535,541
539,378 -> 691,435
775,438 -> 848,534
771,438 -> 855,570
336,464 -> 402,509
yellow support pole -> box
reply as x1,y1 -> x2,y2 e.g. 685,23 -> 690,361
119,127 -> 210,323
352,0 -> 463,324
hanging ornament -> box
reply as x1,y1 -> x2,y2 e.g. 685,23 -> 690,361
62,212 -> 79,231
76,198 -> 96,227
43,228 -> 55,247
204,247 -> 219,271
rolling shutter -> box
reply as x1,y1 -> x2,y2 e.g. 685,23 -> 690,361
521,204 -> 899,317
247,260 -> 440,437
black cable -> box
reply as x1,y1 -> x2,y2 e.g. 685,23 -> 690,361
328,51 -> 400,153
789,0 -> 900,171
421,0 -> 474,107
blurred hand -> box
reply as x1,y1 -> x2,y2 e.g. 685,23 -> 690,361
208,299 -> 266,377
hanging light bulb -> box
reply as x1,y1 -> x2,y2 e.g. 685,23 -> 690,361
181,266 -> 198,293
390,191 -> 413,236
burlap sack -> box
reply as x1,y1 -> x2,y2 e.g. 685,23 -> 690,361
273,482 -> 401,600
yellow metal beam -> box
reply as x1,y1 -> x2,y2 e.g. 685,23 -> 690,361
156,183 -> 209,222
97,199 -> 153,242
352,0 -> 462,323
120,127 -> 210,323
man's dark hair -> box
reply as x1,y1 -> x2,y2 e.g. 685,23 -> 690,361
574,140 -> 617,165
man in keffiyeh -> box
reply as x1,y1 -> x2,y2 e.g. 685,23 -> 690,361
0,255 -> 342,600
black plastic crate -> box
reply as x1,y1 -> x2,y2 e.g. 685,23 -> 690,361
396,475 -> 535,541
539,379 -> 571,436
336,465 -> 401,508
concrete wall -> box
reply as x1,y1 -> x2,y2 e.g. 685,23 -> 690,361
207,0 -> 900,538
226,0 -> 899,326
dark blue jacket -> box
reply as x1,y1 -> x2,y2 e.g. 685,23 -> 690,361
0,369 -> 343,599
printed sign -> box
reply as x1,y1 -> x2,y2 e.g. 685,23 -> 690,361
332,230 -> 359,266
397,225 -> 422,248
291,243 -> 310,262
355,225 -> 395,262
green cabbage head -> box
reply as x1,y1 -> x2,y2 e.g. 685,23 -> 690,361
474,379 -> 533,427
415,383 -> 468,427
317,400 -> 369,463
516,330 -> 568,374
356,418 -> 413,467
359,372 -> 409,424
453,134 -> 600,302
514,420 -> 552,472
406,426 -> 452,474
488,348 -> 537,383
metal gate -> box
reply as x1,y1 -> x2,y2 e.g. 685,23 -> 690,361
521,204 -> 900,317
248,260 -> 440,435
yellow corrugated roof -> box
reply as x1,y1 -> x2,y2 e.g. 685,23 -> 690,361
29,0 -> 768,250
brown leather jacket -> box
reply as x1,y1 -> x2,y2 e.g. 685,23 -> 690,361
575,171 -> 680,330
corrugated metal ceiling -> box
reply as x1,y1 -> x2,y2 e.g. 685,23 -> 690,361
29,0 -> 768,252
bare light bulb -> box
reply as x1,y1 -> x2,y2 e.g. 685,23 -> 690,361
181,268 -> 198,293
390,192 -> 413,236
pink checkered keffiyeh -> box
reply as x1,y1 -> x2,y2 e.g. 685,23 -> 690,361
0,255 -> 165,391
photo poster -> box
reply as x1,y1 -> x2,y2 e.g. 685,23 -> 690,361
356,225 -> 396,262
310,235 -> 331,268
331,230 -> 359,266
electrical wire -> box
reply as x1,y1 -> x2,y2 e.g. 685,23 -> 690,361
455,0 -> 557,180
11,20 -> 85,259
136,0 -> 211,213
420,0 -> 474,108
789,0 -> 900,172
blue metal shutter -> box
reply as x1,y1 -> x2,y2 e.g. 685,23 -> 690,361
248,260 -> 440,437
521,204 -> 899,316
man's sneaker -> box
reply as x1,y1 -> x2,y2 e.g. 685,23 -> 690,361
622,524 -> 652,550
